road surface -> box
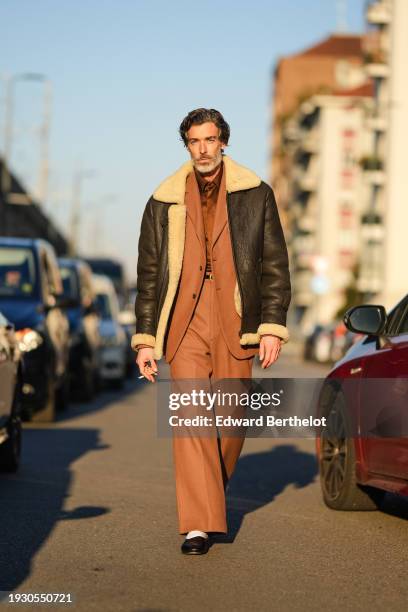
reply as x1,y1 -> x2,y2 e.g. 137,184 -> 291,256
1,349 -> 407,611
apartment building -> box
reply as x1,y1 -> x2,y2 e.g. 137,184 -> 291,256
365,0 -> 408,310
271,34 -> 368,234
284,86 -> 374,333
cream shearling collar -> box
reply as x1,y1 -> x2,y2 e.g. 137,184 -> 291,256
153,155 -> 261,205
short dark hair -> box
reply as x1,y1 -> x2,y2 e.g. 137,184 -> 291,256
179,108 -> 230,147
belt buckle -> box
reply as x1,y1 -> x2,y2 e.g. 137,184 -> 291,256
206,272 -> 213,280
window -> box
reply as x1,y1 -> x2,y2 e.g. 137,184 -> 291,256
0,247 -> 36,297
397,304 -> 408,335
95,293 -> 113,319
387,297 -> 408,336
60,267 -> 79,300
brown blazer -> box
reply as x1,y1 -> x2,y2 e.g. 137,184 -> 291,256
165,168 -> 259,363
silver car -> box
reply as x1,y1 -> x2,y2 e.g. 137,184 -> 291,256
92,274 -> 127,389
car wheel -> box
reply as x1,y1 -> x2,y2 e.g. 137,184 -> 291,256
126,359 -> 135,379
319,391 -> 385,510
56,372 -> 70,411
94,370 -> 102,393
79,357 -> 96,401
0,416 -> 22,473
31,373 -> 56,422
110,376 -> 124,390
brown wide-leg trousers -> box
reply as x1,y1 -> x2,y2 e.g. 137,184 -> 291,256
168,278 -> 254,534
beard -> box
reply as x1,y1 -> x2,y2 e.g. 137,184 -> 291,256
193,149 -> 223,174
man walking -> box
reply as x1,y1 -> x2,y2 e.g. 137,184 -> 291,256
132,108 -> 291,554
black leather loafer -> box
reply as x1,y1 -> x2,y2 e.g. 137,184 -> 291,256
181,536 -> 210,555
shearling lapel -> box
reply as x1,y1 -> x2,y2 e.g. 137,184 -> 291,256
211,163 -> 227,249
185,170 -> 206,252
152,155 -> 261,204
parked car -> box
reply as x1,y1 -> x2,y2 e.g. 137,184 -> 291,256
92,274 -> 127,389
304,323 -> 334,363
0,311 -> 23,472
304,324 -> 325,361
118,299 -> 137,379
58,258 -> 102,400
0,238 -> 71,421
84,257 -> 127,310
304,320 -> 362,364
316,295 -> 408,510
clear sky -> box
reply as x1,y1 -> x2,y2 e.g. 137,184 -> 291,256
0,0 -> 366,284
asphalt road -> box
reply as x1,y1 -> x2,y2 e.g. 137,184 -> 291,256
1,348 -> 407,611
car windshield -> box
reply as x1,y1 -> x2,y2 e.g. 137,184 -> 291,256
95,293 -> 113,319
0,247 -> 36,297
60,266 -> 79,300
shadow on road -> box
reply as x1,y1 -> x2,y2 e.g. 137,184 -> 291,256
212,443 -> 318,544
0,425 -> 108,593
56,376 -> 146,422
378,493 -> 408,520
212,443 -> 408,546
0,374 -> 150,593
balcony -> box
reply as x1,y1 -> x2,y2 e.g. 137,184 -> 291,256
360,155 -> 386,186
365,115 -> 387,132
282,119 -> 300,144
364,47 -> 389,79
294,253 -> 313,269
300,130 -> 319,155
297,215 -> 316,233
292,233 -> 315,255
357,275 -> 382,294
293,269 -> 314,294
366,62 -> 389,79
366,1 -> 391,26
294,161 -> 318,193
365,169 -> 386,186
361,218 -> 384,241
359,155 -> 383,171
298,173 -> 317,193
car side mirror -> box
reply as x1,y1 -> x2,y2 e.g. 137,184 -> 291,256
343,304 -> 387,336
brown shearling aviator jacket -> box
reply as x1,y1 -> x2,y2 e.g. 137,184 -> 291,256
132,155 -> 291,361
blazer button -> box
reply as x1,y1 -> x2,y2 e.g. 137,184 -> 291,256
199,266 -> 202,271
192,293 -> 196,299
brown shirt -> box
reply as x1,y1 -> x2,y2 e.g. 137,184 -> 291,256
194,160 -> 223,275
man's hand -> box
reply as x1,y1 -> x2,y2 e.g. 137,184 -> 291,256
259,335 -> 282,369
136,347 -> 158,383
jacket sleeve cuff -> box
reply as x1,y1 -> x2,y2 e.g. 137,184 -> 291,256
258,323 -> 290,344
131,333 -> 156,352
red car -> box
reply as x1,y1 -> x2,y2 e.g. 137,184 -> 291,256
316,295 -> 408,509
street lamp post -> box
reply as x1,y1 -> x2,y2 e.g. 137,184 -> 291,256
1,72 -> 52,208
84,194 -> 118,255
37,79 -> 52,207
69,167 -> 95,256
